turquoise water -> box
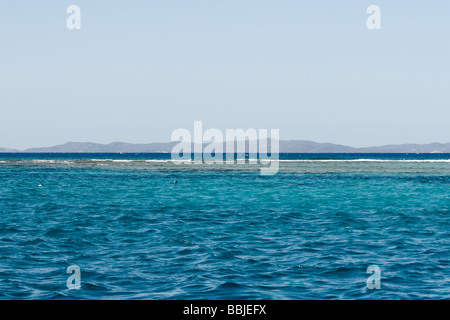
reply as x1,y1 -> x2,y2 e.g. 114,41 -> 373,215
0,153 -> 449,299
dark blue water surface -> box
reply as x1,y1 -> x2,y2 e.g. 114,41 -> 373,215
0,154 -> 449,299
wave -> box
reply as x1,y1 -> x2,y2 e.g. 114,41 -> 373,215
0,158 -> 449,165
91,159 -> 187,163
0,159 -> 188,165
276,159 -> 450,163
31,160 -> 74,164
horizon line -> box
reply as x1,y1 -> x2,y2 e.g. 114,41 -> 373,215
1,139 -> 450,153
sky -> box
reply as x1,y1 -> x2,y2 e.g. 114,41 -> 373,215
0,0 -> 449,150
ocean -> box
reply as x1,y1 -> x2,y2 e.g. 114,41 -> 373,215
0,153 -> 448,299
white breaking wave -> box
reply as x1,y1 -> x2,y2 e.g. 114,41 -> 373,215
275,159 -> 450,163
0,158 -> 449,164
90,159 -> 177,163
145,159 -> 185,163
31,160 -> 74,164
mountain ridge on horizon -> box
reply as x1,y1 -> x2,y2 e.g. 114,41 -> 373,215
1,140 -> 450,153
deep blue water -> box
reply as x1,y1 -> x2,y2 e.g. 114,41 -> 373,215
0,153 -> 449,299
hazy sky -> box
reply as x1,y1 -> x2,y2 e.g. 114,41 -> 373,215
1,0 -> 449,150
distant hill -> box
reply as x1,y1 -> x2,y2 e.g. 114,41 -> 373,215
278,140 -> 450,153
23,142 -> 178,153
1,140 -> 449,153
0,147 -> 19,153
279,140 -> 356,153
356,142 -> 450,153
